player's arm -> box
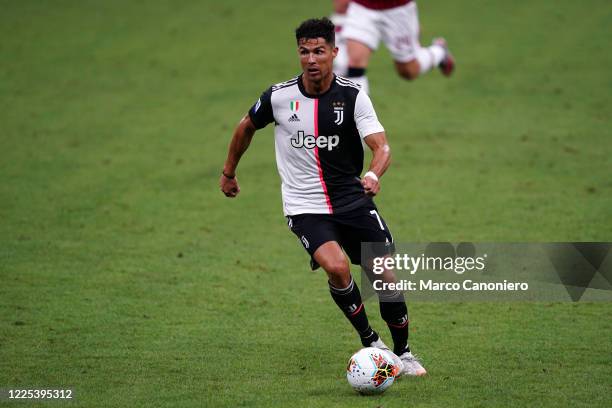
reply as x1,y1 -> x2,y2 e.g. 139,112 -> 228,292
219,115 -> 257,198
220,86 -> 274,198
362,132 -> 391,196
354,88 -> 389,197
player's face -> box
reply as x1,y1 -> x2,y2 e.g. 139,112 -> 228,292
298,38 -> 338,83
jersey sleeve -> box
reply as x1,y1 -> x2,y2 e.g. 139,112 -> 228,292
354,90 -> 385,139
248,86 -> 274,130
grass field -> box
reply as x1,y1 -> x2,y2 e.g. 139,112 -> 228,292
1,0 -> 611,406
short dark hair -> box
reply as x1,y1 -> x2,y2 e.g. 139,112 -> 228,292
295,17 -> 335,46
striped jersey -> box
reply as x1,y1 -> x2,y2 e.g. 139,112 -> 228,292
248,74 -> 385,216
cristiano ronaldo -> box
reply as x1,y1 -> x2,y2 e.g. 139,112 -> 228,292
220,17 -> 426,376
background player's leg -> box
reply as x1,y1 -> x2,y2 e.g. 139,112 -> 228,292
415,42 -> 447,75
331,0 -> 350,76
346,39 -> 371,94
386,1 -> 451,80
314,241 -> 378,346
394,45 -> 444,80
393,43 -> 446,80
394,59 -> 420,80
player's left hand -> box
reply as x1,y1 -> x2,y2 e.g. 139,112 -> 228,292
361,175 -> 379,196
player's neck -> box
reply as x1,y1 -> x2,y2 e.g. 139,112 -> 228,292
303,73 -> 334,96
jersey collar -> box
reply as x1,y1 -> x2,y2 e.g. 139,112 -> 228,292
297,74 -> 336,99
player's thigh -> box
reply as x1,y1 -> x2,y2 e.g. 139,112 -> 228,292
342,2 -> 381,54
380,1 -> 421,63
313,241 -> 352,287
337,206 -> 394,266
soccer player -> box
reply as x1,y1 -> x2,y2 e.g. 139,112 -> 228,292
332,0 -> 454,93
219,17 -> 426,376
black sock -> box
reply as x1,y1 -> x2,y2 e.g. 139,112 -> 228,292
329,277 -> 377,346
347,67 -> 366,78
379,294 -> 410,355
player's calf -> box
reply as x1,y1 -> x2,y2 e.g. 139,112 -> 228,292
329,276 -> 377,346
379,294 -> 410,356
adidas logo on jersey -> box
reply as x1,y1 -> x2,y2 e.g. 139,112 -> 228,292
288,114 -> 300,122
291,131 -> 340,151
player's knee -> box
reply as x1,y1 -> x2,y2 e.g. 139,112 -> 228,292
326,260 -> 350,276
348,56 -> 368,68
325,260 -> 351,287
346,40 -> 371,67
395,61 -> 420,80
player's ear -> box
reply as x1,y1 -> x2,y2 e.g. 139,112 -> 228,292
332,46 -> 339,58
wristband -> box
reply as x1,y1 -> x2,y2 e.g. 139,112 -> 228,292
222,171 -> 235,179
364,171 -> 378,182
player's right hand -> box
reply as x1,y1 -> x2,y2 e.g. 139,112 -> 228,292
361,175 -> 379,196
220,174 -> 240,198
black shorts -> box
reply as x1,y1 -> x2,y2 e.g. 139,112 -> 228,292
287,204 -> 394,270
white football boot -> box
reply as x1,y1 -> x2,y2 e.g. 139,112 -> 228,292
369,338 -> 405,377
398,351 -> 427,377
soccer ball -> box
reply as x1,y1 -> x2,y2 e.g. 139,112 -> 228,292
346,347 -> 400,394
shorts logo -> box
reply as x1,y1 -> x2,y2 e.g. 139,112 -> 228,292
301,235 -> 309,249
333,101 -> 344,125
287,217 -> 293,228
347,304 -> 358,313
254,98 -> 261,112
291,131 -> 339,151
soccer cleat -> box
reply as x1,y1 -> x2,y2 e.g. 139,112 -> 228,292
398,351 -> 427,376
433,37 -> 455,77
369,338 -> 405,377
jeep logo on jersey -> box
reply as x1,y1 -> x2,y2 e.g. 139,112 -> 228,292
291,131 -> 339,151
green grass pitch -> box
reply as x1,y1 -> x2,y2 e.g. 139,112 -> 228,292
1,0 -> 611,406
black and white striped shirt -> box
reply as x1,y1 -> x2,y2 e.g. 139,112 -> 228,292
249,74 -> 384,216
